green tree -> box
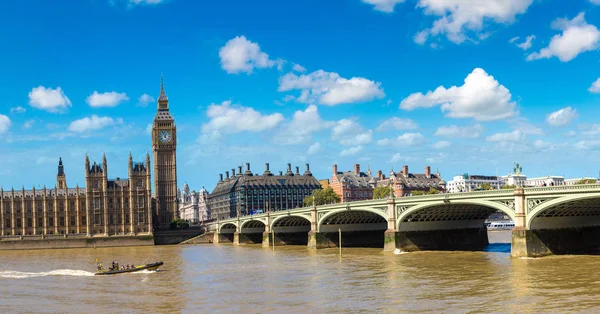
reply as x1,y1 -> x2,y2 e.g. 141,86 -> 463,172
501,184 -> 517,189
480,182 -> 492,190
411,190 -> 426,196
575,179 -> 597,184
170,218 -> 189,230
373,186 -> 394,199
428,187 -> 440,194
303,187 -> 341,206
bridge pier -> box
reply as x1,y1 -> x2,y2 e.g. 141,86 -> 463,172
307,231 -> 337,249
394,227 -> 489,252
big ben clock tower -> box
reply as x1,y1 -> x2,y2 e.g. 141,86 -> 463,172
152,77 -> 178,229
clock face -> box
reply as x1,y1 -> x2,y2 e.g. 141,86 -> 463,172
159,130 -> 172,143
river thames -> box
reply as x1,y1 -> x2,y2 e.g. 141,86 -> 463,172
1,231 -> 600,313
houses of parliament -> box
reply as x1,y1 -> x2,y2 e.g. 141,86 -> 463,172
0,80 -> 178,238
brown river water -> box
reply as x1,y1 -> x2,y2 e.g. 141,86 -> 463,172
1,231 -> 600,313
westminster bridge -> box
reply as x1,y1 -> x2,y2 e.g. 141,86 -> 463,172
206,184 -> 600,257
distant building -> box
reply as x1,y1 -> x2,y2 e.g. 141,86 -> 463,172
319,179 -> 330,190
177,183 -> 211,224
524,176 -> 564,187
330,164 -> 446,201
446,174 -> 504,193
208,163 -> 321,220
564,177 -> 599,185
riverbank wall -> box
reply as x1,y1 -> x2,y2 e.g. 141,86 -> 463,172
0,235 -> 154,250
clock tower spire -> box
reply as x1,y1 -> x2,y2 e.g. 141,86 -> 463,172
152,75 -> 178,229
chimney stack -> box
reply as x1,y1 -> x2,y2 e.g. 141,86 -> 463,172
231,168 -> 235,176
225,171 -> 229,179
279,171 -> 283,176
219,174 -> 223,181
333,164 -> 338,175
403,165 -> 409,176
354,164 -> 360,175
306,163 -> 310,171
265,163 -> 270,171
246,163 -> 250,171
295,166 -> 300,175
238,166 -> 242,175
377,170 -> 383,180
425,166 -> 431,178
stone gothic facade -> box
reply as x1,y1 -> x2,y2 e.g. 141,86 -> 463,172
177,183 -> 211,224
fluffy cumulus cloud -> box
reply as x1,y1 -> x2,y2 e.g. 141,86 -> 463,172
86,91 -> 129,108
137,94 -> 155,107
0,114 -> 11,134
510,35 -> 535,50
67,115 -> 119,133
129,0 -> 164,4
362,0 -> 405,13
546,107 -> 577,127
219,36 -> 281,74
201,100 -> 284,135
377,132 -> 426,147
592,0 -> 600,5
588,78 -> 600,93
278,70 -> 385,106
331,118 -> 373,146
527,13 -> 600,62
28,86 -> 72,113
486,130 -> 524,142
434,124 -> 483,138
375,117 -> 418,132
292,63 -> 306,72
400,68 -> 517,121
340,145 -> 363,156
414,0 -> 534,44
275,105 -> 332,145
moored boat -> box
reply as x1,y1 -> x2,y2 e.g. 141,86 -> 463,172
487,221 -> 515,230
95,261 -> 163,276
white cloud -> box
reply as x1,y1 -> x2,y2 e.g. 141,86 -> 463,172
414,0 -> 534,44
86,91 -> 129,108
486,130 -> 524,142
532,139 -> 555,152
146,124 -> 152,135
574,140 -> 600,150
377,132 -> 426,147
565,130 -> 577,137
362,0 -> 405,13
201,100 -> 284,134
0,114 -> 11,134
340,145 -> 363,156
278,69 -> 385,106
432,140 -> 451,149
129,0 -> 164,4
275,105 -> 332,145
375,117 -> 418,132
28,86 -> 72,113
434,124 -> 483,138
137,94 -> 155,107
527,13 -> 600,62
219,36 -> 280,74
67,115 -> 118,133
510,119 -> 544,135
425,152 -> 447,164
588,78 -> 600,93
582,124 -> 600,136
509,36 -> 520,43
10,106 -> 26,114
512,35 -> 535,50
331,118 -> 373,146
591,0 -> 600,4
546,107 -> 577,127
292,63 -> 306,72
23,120 -> 35,129
400,68 -> 517,121
307,142 -> 321,155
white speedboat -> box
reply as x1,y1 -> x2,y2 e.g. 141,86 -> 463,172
487,221 -> 515,230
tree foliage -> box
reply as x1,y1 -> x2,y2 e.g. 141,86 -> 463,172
373,186 -> 394,199
303,187 -> 341,206
428,187 -> 440,194
501,184 -> 517,189
170,218 -> 189,230
480,182 -> 492,190
575,179 -> 597,184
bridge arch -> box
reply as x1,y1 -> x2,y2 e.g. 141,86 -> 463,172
239,220 -> 266,233
270,215 -> 311,231
219,222 -> 238,234
318,207 -> 388,232
397,200 -> 515,231
526,193 -> 600,229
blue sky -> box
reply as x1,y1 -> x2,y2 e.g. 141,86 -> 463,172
1,0 -> 600,191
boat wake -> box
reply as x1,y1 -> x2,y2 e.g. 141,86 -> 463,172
0,269 -> 95,279
393,248 -> 409,255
